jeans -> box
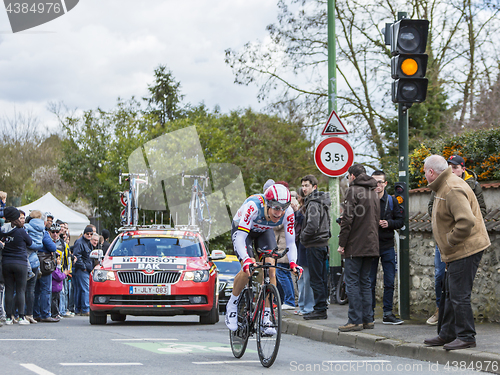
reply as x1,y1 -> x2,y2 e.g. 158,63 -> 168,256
34,273 -> 52,319
297,266 -> 314,314
68,278 -> 75,313
439,251 -> 483,343
73,268 -> 90,313
3,263 -> 28,318
59,278 -> 69,315
276,266 -> 295,306
434,245 -> 446,308
370,247 -> 396,313
305,247 -> 328,312
51,291 -> 60,317
0,283 -> 5,318
345,257 -> 373,325
25,266 -> 39,316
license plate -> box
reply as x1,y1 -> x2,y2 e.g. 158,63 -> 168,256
129,286 -> 171,295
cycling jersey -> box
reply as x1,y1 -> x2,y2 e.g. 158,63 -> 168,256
232,194 -> 297,263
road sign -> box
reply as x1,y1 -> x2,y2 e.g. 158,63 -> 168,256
120,192 -> 128,207
321,110 -> 348,136
314,137 -> 354,177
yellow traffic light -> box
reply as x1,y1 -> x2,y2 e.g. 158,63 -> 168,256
401,58 -> 418,76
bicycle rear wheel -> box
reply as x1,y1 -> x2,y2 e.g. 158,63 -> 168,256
335,269 -> 348,305
229,288 -> 251,358
256,284 -> 282,367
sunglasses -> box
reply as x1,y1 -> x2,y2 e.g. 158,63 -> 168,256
51,231 -> 60,234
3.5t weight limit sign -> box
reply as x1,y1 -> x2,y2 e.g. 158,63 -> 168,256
314,137 -> 354,177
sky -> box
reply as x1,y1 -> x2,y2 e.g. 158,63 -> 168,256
0,0 -> 278,130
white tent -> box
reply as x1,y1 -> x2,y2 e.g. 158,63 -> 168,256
18,192 -> 90,237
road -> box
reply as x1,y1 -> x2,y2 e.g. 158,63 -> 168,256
0,315 -> 479,375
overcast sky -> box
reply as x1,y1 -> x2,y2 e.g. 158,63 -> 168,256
0,0 -> 278,130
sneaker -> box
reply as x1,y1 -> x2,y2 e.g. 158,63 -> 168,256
426,308 -> 439,326
383,313 -> 404,325
363,322 -> 375,329
26,315 -> 37,324
63,312 -> 75,318
12,316 -> 19,324
281,303 -> 295,310
5,318 -> 13,325
18,318 -> 30,325
339,323 -> 363,332
303,310 -> 327,320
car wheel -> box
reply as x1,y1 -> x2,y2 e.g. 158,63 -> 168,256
200,286 -> 219,324
110,313 -> 126,322
89,310 -> 107,325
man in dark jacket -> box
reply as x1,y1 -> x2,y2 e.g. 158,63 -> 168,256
370,171 -> 404,325
337,164 -> 380,332
300,174 -> 331,320
72,226 -> 93,315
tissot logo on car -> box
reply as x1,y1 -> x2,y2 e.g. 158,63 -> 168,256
4,0 -> 79,33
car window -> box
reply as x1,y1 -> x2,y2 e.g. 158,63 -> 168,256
109,236 -> 202,257
214,261 -> 241,275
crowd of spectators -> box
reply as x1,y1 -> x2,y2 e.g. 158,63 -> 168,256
0,203 -> 109,326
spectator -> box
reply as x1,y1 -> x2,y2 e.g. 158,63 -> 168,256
73,227 -> 94,316
25,210 -> 45,280
1,207 -> 32,325
0,236 -> 4,325
423,155 -> 490,350
0,191 -> 6,228
369,171 -> 404,325
33,212 -> 59,323
101,229 -> 111,253
337,164 -> 380,332
426,154 -> 487,326
51,253 -> 67,319
300,174 -> 331,320
44,212 -> 54,230
294,187 -> 315,316
53,222 -> 73,318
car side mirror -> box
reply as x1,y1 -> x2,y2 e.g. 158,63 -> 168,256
209,250 -> 226,261
90,249 -> 104,263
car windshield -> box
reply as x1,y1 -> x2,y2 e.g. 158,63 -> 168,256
214,261 -> 240,275
109,235 -> 202,257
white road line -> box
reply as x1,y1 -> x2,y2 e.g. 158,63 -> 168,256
193,361 -> 260,365
60,363 -> 143,366
20,364 -> 56,375
0,339 -> 56,341
111,338 -> 178,341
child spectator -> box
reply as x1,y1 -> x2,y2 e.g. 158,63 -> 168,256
24,210 -> 45,280
0,191 -> 7,229
51,253 -> 67,319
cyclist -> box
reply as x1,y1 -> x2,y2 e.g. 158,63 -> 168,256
226,183 -> 301,334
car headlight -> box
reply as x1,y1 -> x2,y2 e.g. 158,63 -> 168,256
226,282 -> 234,289
183,270 -> 209,282
93,270 -> 116,282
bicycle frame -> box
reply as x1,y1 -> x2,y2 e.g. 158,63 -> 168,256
119,171 -> 148,226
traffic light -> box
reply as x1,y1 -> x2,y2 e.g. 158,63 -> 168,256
394,181 -> 407,214
390,19 -> 429,104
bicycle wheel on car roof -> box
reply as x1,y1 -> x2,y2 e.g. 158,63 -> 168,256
229,287 -> 251,358
256,283 -> 282,368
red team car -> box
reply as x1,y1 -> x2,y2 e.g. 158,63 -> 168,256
89,226 -> 225,325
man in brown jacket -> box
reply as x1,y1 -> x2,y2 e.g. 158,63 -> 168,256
423,155 -> 490,350
337,164 -> 380,332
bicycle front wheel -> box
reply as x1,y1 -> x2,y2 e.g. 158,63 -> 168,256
256,283 -> 282,367
229,288 -> 251,358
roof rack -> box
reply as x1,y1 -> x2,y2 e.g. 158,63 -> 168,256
117,224 -> 173,232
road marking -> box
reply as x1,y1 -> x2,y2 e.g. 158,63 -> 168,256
60,363 -> 143,366
20,364 -> 55,375
111,338 -> 178,341
0,339 -> 56,341
193,361 -> 260,364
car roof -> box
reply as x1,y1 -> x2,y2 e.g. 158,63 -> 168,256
214,254 -> 239,262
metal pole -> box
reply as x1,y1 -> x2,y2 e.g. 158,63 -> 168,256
328,0 -> 342,282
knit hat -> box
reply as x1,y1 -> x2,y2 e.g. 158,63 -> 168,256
84,226 -> 94,234
4,206 -> 20,222
101,229 -> 110,239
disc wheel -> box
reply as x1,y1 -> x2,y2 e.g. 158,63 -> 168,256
335,269 -> 348,305
229,288 -> 251,358
256,284 -> 282,368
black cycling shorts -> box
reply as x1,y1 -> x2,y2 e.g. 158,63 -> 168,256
231,222 -> 277,262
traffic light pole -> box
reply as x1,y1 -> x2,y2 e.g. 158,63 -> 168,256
328,0 -> 342,284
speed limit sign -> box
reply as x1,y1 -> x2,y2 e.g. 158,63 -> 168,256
314,137 -> 354,177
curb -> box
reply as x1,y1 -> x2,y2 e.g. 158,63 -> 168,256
283,318 -> 500,374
